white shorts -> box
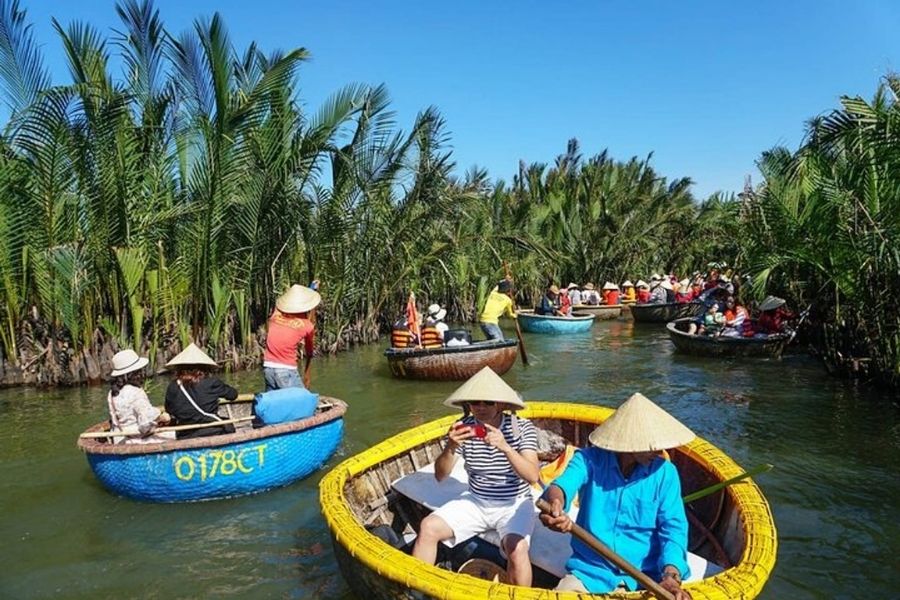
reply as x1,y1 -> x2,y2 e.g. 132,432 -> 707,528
433,492 -> 536,547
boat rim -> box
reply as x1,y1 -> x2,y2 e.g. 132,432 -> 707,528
384,339 -> 518,358
319,401 -> 777,599
667,318 -> 791,344
516,310 -> 596,321
78,396 -> 347,456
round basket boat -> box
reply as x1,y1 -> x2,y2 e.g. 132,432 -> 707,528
631,301 -> 703,324
570,304 -> 622,320
517,310 -> 595,334
78,398 -> 346,502
320,402 -> 777,600
667,318 -> 791,359
385,339 -> 519,381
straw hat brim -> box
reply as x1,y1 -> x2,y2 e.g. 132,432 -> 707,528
548,285 -> 560,294
584,283 -> 595,290
443,366 -> 525,409
110,356 -> 149,377
622,281 -> 634,287
759,296 -> 786,311
276,285 -> 322,314
165,343 -> 218,369
430,309 -> 447,321
588,393 -> 695,452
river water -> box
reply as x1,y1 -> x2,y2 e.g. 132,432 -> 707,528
1,319 -> 898,599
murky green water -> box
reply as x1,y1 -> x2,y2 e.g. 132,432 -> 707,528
1,320 -> 898,599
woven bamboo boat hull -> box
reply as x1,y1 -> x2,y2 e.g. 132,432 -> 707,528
570,304 -> 622,320
517,310 -> 595,334
631,301 -> 703,323
320,402 -> 777,600
384,340 -> 519,381
78,398 -> 346,502
667,319 -> 790,358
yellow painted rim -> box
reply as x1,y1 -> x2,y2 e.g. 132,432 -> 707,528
319,402 -> 777,599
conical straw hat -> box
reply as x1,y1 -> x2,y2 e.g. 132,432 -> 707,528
443,366 -> 525,409
165,342 -> 218,369
635,280 -> 648,289
276,284 -> 321,313
602,281 -> 618,290
759,296 -> 786,311
622,280 -> 634,288
588,393 -> 695,452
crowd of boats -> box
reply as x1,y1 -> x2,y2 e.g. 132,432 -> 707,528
74,268 -> 787,598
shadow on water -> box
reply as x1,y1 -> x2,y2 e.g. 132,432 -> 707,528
0,319 -> 898,599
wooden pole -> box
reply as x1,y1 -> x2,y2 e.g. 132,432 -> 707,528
535,498 -> 676,600
79,416 -> 255,439
503,261 -> 529,366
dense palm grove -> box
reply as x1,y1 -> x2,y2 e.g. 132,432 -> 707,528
0,1 -> 896,388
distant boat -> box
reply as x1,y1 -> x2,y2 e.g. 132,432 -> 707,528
667,318 -> 791,358
78,398 -> 346,502
570,304 -> 622,320
384,339 -> 519,381
320,401 -> 777,600
631,301 -> 703,323
516,310 -> 595,334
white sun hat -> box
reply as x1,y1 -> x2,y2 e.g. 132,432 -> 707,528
759,296 -> 786,311
165,342 -> 218,369
276,284 -> 322,314
110,349 -> 149,377
635,280 -> 649,289
427,303 -> 447,321
602,281 -> 619,290
660,279 -> 674,291
589,393 -> 695,452
650,273 -> 662,281
622,280 -> 634,288
680,278 -> 690,288
443,366 -> 525,409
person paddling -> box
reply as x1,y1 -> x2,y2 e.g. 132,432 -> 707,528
479,279 -> 517,341
264,284 -> 321,390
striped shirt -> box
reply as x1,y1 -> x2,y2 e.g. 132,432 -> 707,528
454,414 -> 538,501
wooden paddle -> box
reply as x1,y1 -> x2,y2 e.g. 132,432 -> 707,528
503,261 -> 529,366
79,416 -> 255,439
535,498 -> 676,600
682,463 -> 773,504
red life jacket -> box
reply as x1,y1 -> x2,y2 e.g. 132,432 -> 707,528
605,290 -> 620,305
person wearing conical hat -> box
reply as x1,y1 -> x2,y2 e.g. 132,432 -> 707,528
479,279 -> 517,341
582,282 -> 601,306
264,284 -> 322,390
412,367 -> 539,586
602,282 -> 620,306
163,343 -> 239,440
635,280 -> 651,304
621,280 -> 636,304
539,393 -> 695,598
105,349 -> 175,444
755,296 -> 796,336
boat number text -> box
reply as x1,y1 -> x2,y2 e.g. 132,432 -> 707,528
173,445 -> 267,482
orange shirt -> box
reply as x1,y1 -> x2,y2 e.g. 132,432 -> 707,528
264,311 -> 314,369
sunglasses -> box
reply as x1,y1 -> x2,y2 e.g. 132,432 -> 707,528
466,400 -> 496,407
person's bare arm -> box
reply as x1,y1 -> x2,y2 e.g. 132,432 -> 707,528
435,422 -> 473,481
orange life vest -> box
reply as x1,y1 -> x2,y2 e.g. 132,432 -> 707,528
391,326 -> 414,348
420,326 -> 443,349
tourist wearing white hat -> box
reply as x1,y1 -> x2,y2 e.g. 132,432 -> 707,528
106,349 -> 174,444
581,282 -> 601,306
422,303 -> 449,347
567,283 -> 583,307
412,367 -> 539,586
648,277 -> 669,304
602,282 -> 620,306
635,280 -> 650,303
163,343 -> 239,440
539,393 -> 694,598
264,284 -> 322,390
621,280 -> 636,303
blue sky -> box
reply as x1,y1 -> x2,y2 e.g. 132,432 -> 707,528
19,0 -> 900,198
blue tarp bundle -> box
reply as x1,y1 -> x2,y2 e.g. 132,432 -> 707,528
254,387 -> 319,425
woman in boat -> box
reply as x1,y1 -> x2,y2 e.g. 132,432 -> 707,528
567,283 -> 583,307
621,280 -> 636,303
536,284 -> 564,316
603,282 -> 620,305
264,284 -> 321,390
422,304 -> 448,348
559,285 -> 573,316
721,296 -> 749,337
675,278 -> 694,303
755,296 -> 796,336
582,282 -> 602,305
479,279 -> 517,341
539,392 -> 694,599
635,280 -> 651,303
164,343 -> 238,439
106,349 -> 174,444
412,367 -> 539,587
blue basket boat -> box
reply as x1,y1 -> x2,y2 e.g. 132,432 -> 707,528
516,310 -> 595,334
77,398 -> 347,502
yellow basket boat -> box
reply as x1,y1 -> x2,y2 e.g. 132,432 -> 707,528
319,402 -> 777,599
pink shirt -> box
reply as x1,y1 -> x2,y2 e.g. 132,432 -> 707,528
264,311 -> 315,369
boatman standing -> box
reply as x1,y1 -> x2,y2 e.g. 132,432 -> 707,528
479,279 -> 517,341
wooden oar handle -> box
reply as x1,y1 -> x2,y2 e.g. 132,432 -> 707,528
535,499 -> 676,600
80,416 -> 255,439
